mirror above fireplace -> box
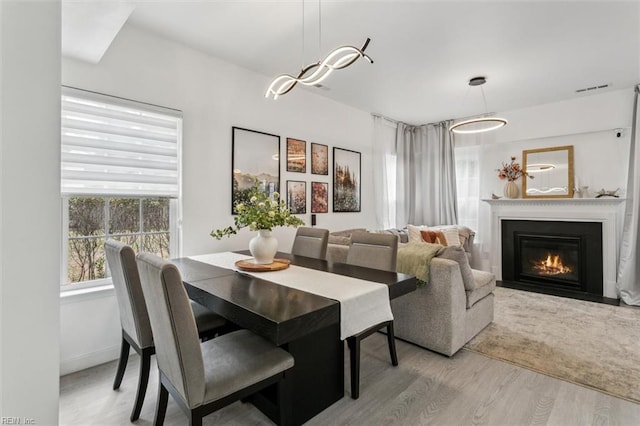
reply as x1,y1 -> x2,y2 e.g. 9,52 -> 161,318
522,145 -> 574,198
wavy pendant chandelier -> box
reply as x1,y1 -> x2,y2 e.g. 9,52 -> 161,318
449,76 -> 508,134
265,1 -> 373,99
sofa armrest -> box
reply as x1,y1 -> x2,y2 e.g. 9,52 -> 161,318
391,257 -> 468,356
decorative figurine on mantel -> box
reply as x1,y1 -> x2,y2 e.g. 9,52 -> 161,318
595,188 -> 620,198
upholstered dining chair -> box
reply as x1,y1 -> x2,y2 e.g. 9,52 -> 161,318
291,227 -> 329,259
136,253 -> 294,426
104,240 -> 231,422
345,231 -> 399,399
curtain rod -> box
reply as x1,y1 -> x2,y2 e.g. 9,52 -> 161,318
371,113 -> 451,128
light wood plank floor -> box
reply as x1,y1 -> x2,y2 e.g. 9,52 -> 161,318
59,333 -> 640,425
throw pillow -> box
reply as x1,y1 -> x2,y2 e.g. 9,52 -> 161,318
420,230 -> 447,246
407,224 -> 429,243
440,227 -> 462,247
437,245 -> 476,291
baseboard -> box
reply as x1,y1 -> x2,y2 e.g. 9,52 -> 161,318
60,344 -> 121,376
497,280 -> 620,306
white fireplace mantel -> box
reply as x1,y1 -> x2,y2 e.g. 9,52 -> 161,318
483,198 -> 626,299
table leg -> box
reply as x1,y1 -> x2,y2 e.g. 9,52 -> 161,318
249,322 -> 343,425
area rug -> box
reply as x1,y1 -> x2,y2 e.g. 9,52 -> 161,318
464,286 -> 640,403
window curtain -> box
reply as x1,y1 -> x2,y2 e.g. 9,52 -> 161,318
617,84 -> 640,305
396,121 -> 458,227
372,115 -> 398,229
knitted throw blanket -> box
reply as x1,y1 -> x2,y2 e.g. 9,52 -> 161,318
396,242 -> 443,285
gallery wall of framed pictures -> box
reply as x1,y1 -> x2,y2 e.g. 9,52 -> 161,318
230,127 -> 361,218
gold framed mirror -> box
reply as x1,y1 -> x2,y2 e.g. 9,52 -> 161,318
522,145 -> 574,198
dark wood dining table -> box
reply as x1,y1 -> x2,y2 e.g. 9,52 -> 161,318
173,251 -> 417,425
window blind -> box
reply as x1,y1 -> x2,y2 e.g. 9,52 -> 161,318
61,87 -> 182,197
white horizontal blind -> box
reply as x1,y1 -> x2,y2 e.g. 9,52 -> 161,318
61,87 -> 182,197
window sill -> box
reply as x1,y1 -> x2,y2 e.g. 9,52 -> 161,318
60,283 -> 115,305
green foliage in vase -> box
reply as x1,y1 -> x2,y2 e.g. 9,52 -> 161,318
211,187 -> 304,239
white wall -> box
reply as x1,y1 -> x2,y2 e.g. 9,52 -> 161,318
60,24 -> 375,373
458,88 -> 634,268
0,1 -> 61,423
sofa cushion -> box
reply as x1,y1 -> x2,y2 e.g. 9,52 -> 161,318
466,269 -> 496,308
373,228 -> 409,243
436,245 -> 476,291
328,235 -> 351,246
330,228 -> 366,238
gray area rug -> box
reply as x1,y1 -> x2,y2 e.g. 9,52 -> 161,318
464,286 -> 640,403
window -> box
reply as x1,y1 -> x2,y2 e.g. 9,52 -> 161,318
61,87 -> 182,289
455,144 -> 480,233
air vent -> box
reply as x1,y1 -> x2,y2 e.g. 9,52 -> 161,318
575,83 -> 609,93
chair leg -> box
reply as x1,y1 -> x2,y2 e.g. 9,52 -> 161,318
348,336 -> 361,400
113,335 -> 130,390
130,348 -> 152,421
189,413 -> 202,426
387,322 -> 399,366
277,370 -> 293,426
153,381 -> 169,426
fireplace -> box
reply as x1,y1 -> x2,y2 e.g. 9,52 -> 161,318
502,220 -> 603,298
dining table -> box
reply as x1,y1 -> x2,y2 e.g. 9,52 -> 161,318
172,250 -> 417,425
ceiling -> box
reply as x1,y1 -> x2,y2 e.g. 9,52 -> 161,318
62,1 -> 640,125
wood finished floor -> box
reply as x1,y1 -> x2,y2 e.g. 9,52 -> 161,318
59,333 -> 640,425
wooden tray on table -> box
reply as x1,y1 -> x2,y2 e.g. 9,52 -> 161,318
235,258 -> 291,272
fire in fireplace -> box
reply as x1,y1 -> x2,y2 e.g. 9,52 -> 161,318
502,220 -> 602,298
532,253 -> 572,275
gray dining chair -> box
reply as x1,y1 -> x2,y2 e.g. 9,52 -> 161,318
136,253 -> 294,426
345,231 -> 399,399
105,240 -> 232,422
291,227 -> 329,259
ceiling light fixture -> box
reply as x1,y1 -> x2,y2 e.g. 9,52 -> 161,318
265,1 -> 373,99
449,76 -> 508,134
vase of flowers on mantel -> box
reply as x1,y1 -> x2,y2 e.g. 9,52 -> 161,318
497,156 -> 534,199
211,187 -> 304,264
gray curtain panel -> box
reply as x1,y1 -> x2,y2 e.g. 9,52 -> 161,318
395,121 -> 458,227
617,84 -> 640,305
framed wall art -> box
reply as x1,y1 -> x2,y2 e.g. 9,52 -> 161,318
286,180 -> 306,214
231,127 -> 280,214
286,138 -> 306,173
311,182 -> 328,213
333,147 -> 361,212
311,143 -> 329,175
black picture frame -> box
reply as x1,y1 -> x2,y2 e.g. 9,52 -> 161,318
311,181 -> 329,213
286,138 -> 306,173
311,143 -> 329,175
286,180 -> 307,214
333,147 -> 361,212
231,127 -> 280,214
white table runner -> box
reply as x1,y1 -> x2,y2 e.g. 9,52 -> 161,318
189,252 -> 393,340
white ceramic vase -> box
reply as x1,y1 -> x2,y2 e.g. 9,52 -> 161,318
249,230 -> 278,264
504,180 -> 519,199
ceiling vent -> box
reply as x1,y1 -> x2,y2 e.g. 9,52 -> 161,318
575,83 -> 610,94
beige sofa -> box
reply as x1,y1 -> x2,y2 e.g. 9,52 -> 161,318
326,227 -> 495,357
